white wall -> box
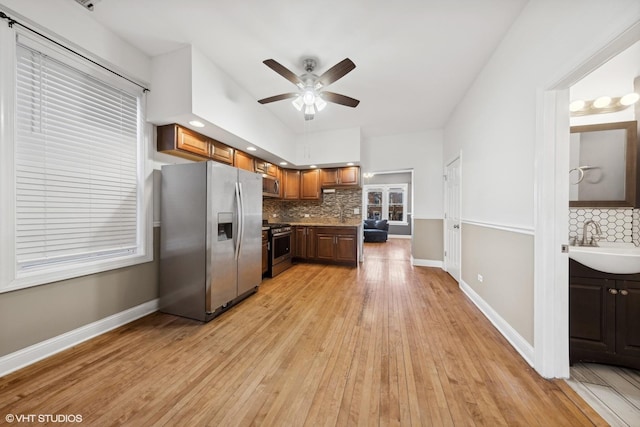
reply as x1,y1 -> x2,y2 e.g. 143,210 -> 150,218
361,130 -> 443,219
295,127 -> 361,166
0,0 -> 150,83
444,0 -> 640,229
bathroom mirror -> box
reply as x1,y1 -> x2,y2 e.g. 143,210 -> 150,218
569,120 -> 638,207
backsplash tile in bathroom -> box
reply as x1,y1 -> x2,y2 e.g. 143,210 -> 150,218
569,208 -> 634,243
634,208 -> 639,245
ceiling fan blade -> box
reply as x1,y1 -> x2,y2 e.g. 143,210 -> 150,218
263,59 -> 304,87
316,58 -> 356,87
258,93 -> 299,104
322,91 -> 360,108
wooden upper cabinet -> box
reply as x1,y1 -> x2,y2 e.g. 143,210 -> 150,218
282,169 -> 300,200
255,160 -> 279,178
300,169 -> 321,200
157,124 -> 209,161
157,123 -> 233,165
321,166 -> 360,187
234,150 -> 255,172
210,140 -> 234,165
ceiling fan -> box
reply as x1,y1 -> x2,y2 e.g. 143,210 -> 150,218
258,58 -> 360,120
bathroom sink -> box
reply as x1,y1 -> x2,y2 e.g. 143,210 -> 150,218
569,242 -> 640,274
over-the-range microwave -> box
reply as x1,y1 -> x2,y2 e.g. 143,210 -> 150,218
262,175 -> 280,198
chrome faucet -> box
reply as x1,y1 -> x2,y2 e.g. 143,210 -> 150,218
581,220 -> 602,246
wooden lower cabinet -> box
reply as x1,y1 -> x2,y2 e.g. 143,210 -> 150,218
262,230 -> 269,275
293,226 -> 357,265
293,226 -> 315,260
570,260 -> 640,369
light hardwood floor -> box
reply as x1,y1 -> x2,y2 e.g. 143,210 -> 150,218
0,239 -> 606,426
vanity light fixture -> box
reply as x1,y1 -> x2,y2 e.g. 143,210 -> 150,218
592,96 -> 612,108
189,120 -> 205,128
363,172 -> 375,178
570,92 -> 639,116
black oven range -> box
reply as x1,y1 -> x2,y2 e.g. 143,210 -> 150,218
265,223 -> 292,277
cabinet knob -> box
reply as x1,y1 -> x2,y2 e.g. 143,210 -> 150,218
620,289 -> 629,296
608,288 -> 619,295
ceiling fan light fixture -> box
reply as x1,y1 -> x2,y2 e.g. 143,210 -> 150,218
292,96 -> 304,111
303,89 -> 316,106
314,96 -> 327,112
304,104 -> 315,115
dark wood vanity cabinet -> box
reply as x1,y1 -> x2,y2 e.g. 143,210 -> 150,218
570,260 -> 640,369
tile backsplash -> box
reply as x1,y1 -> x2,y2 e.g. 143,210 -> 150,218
569,208 -> 640,245
263,188 -> 362,223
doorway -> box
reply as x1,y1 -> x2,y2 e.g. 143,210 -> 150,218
535,23 -> 640,379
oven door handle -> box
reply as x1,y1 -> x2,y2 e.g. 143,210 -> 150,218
272,231 -> 291,237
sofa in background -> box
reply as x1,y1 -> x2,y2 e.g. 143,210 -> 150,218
363,219 -> 389,242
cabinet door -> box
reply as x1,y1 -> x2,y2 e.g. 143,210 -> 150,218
177,127 -> 210,157
211,140 -> 234,165
335,234 -> 357,262
300,169 -> 320,200
569,277 -> 616,356
338,167 -> 360,186
266,163 -> 279,178
235,151 -> 255,172
293,227 -> 307,258
616,280 -> 640,358
315,233 -> 336,261
321,169 -> 340,187
282,170 -> 300,200
255,160 -> 266,174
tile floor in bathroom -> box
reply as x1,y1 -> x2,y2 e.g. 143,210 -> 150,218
566,363 -> 640,426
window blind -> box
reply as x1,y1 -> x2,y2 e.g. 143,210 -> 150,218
15,42 -> 140,269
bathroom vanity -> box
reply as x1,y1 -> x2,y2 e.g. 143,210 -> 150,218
569,259 -> 640,369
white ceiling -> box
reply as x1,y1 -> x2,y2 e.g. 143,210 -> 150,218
89,0 -> 528,138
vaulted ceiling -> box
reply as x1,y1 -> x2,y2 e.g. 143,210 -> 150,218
89,0 -> 528,137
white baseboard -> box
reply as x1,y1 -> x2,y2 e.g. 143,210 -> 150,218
459,280 -> 534,367
411,258 -> 443,268
388,234 -> 411,239
0,299 -> 159,377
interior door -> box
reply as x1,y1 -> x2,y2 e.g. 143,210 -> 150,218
445,157 -> 461,282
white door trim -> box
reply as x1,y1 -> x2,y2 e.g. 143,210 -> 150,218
534,22 -> 640,379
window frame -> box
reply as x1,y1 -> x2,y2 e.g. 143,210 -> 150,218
363,183 -> 409,226
0,25 -> 153,293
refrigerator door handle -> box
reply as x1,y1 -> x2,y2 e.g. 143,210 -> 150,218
235,182 -> 242,261
238,182 -> 246,258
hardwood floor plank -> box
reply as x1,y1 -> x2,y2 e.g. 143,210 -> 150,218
0,239 -> 607,426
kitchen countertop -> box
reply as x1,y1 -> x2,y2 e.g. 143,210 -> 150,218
283,220 -> 362,227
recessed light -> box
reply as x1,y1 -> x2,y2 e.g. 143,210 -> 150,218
346,162 -> 354,166
189,120 -> 205,128
310,165 -> 317,169
246,146 -> 257,152
279,161 -> 288,166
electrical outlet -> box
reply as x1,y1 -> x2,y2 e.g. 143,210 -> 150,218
354,208 -> 360,214
304,214 -> 310,218
477,274 -> 483,283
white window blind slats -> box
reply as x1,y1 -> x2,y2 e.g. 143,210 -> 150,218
15,42 -> 140,269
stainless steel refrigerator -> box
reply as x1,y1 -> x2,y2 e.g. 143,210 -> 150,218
159,161 -> 262,322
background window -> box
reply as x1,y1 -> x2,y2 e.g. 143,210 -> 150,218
363,184 -> 408,225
